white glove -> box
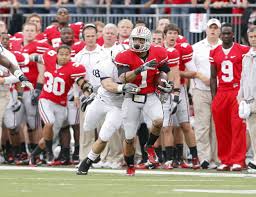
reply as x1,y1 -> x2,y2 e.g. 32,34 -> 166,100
21,81 -> 34,90
239,100 -> 251,119
118,83 -> 140,94
14,70 -> 34,90
157,79 -> 173,93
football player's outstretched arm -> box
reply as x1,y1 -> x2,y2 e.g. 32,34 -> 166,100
210,64 -> 217,98
101,78 -> 140,94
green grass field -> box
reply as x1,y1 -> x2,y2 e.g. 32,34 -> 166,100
1,167 -> 256,197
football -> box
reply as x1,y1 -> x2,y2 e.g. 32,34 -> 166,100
155,71 -> 168,89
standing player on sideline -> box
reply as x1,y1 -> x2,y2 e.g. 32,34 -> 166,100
29,45 -> 91,165
210,23 -> 249,171
115,26 -> 173,176
163,23 -> 200,169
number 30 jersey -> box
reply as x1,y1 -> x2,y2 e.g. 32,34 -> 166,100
209,43 -> 249,91
39,50 -> 86,106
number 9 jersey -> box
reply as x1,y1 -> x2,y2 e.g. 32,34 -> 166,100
209,43 -> 250,91
39,50 -> 86,106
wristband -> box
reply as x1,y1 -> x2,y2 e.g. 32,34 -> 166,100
117,84 -> 124,93
35,83 -> 43,90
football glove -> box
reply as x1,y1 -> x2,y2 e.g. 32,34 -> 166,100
121,83 -> 140,94
31,89 -> 41,105
157,79 -> 174,93
134,59 -> 157,75
11,99 -> 23,112
169,94 -> 180,115
239,100 -> 251,119
14,70 -> 34,90
80,93 -> 96,112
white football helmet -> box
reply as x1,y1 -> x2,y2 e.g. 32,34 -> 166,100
129,26 -> 152,53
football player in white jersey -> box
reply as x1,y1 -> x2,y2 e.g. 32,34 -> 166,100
77,44 -> 139,175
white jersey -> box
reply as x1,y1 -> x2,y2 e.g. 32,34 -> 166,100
97,57 -> 124,107
0,44 -> 19,68
74,44 -> 103,91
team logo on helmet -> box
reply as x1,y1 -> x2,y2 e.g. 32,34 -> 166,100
129,26 -> 152,53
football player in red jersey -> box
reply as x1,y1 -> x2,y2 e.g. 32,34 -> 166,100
29,45 -> 91,165
14,13 -> 45,41
44,8 -> 84,48
210,23 -> 250,171
162,23 -> 201,169
115,26 -> 174,175
51,27 -> 85,165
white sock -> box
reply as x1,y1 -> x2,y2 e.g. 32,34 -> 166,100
88,150 -> 99,161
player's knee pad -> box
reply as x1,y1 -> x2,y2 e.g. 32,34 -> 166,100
152,118 -> 163,129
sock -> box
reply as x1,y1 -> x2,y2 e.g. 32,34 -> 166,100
176,144 -> 183,161
20,142 -> 26,153
74,144 -> 79,155
62,147 -> 70,161
124,155 -> 134,167
31,146 -> 43,157
13,146 -> 20,157
137,123 -> 149,162
154,147 -> 163,163
162,150 -> 167,162
45,140 -> 53,154
146,133 -> 159,147
88,150 -> 100,162
165,146 -> 175,161
189,146 -> 198,158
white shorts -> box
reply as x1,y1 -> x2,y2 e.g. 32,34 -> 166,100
67,101 -> 80,125
122,93 -> 163,140
3,95 -> 25,130
38,98 -> 68,138
83,96 -> 122,141
23,91 -> 40,129
174,85 -> 190,124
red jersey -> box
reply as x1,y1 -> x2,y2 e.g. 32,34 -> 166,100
115,45 -> 168,94
44,22 -> 84,47
166,47 -> 180,68
176,35 -> 188,44
209,43 -> 250,91
174,42 -> 193,84
40,50 -> 86,106
14,32 -> 46,41
55,40 -> 85,57
11,40 -> 52,90
97,36 -> 104,46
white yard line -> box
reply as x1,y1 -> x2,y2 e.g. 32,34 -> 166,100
0,166 -> 256,178
173,189 -> 256,194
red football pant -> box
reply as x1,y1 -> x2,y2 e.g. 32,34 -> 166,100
212,89 -> 246,166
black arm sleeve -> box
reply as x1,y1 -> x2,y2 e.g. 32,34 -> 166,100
117,66 -> 130,77
158,63 -> 170,73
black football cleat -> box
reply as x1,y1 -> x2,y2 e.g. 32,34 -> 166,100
76,157 -> 92,175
